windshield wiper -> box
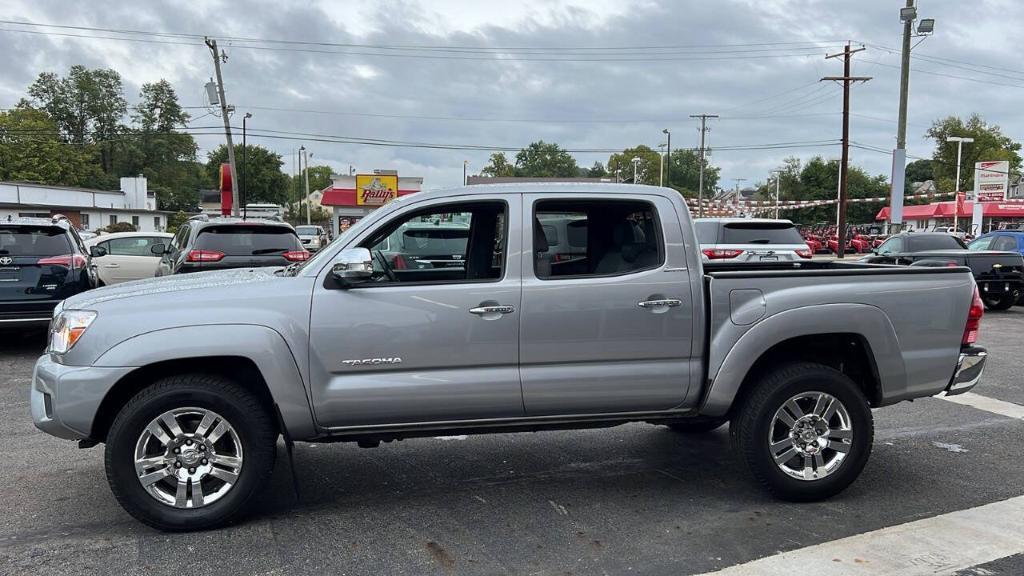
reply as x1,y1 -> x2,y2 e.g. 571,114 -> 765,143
251,248 -> 287,255
747,239 -> 772,244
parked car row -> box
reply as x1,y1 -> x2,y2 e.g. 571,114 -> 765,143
1,215 -> 312,325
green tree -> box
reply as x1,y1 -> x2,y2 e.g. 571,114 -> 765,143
926,114 -> 1022,193
166,210 -> 190,234
206,144 -> 291,206
120,80 -> 200,211
480,152 -> 516,177
291,165 -> 334,203
514,141 -> 579,177
904,159 -> 933,187
666,149 -> 719,196
586,161 -> 607,178
28,65 -> 128,174
607,145 -> 661,184
785,157 -> 888,225
0,103 -> 105,187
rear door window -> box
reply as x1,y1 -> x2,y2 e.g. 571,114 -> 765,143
720,222 -> 803,245
195,225 -> 301,255
106,236 -> 159,256
0,226 -> 72,256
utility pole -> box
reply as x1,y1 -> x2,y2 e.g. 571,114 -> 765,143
205,38 -> 239,217
823,42 -> 871,259
690,114 -> 718,218
463,160 -> 468,186
632,157 -> 641,184
242,112 -> 251,220
658,143 -> 666,187
302,147 -> 312,225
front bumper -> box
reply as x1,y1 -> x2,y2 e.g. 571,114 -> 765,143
31,354 -> 134,440
938,346 -> 987,397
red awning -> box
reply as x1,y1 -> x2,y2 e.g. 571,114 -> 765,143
320,187 -> 419,207
876,200 -> 1024,220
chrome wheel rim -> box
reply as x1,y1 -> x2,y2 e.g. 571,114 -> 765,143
133,407 -> 243,509
768,392 -> 852,481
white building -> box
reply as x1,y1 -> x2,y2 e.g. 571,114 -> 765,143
0,176 -> 173,232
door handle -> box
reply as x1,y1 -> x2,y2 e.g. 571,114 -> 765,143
638,298 -> 682,309
469,305 -> 515,315
103,263 -> 120,268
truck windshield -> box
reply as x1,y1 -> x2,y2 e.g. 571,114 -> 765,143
195,225 -> 301,255
721,222 -> 803,245
295,226 -> 319,235
0,226 -> 72,256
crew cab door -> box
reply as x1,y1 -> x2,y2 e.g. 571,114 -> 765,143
308,195 -> 524,428
519,193 -> 694,415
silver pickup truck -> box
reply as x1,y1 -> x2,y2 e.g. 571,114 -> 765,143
31,183 -> 987,531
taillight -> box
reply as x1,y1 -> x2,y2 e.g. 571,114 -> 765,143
795,248 -> 812,259
702,248 -> 744,260
38,254 -> 87,269
963,286 -> 984,345
392,254 -> 408,269
283,250 -> 310,262
186,249 -> 225,262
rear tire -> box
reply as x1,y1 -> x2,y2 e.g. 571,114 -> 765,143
104,374 -> 277,531
730,362 -> 873,502
983,293 -> 1016,311
666,417 -> 728,434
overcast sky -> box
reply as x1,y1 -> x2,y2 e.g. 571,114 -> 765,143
1,0 -> 1021,191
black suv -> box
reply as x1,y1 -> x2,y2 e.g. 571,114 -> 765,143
154,216 -> 309,275
0,216 -> 96,324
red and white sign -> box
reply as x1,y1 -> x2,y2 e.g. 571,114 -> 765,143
974,160 -> 1009,202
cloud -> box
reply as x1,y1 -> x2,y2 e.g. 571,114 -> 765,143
1,0 -> 1021,191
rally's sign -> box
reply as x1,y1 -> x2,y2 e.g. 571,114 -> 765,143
974,160 -> 1009,202
356,174 -> 398,206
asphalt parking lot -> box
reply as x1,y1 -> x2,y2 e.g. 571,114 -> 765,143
1,311 -> 1022,576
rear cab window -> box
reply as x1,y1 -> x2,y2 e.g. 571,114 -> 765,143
907,235 -> 966,251
533,199 -> 663,279
0,226 -> 72,256
195,225 -> 302,255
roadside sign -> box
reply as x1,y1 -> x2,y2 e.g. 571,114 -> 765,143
974,160 -> 1009,202
356,174 -> 398,206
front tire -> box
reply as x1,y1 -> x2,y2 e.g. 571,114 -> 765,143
104,374 -> 277,531
730,362 -> 873,502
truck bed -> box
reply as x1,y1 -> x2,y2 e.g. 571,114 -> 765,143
698,259 -> 975,415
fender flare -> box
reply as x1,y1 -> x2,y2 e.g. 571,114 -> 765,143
700,303 -> 906,418
94,324 -> 316,439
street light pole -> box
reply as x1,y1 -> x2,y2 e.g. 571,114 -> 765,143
949,136 -> 974,233
632,157 -> 641,184
771,170 -> 782,219
242,112 -> 251,220
463,160 -> 468,186
662,129 -> 671,188
658,143 -> 666,187
889,1 -> 934,230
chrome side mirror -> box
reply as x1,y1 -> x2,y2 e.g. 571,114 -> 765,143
150,243 -> 166,256
331,248 -> 373,287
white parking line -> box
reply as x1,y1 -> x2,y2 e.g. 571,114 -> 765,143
938,392 -> 1024,420
695,495 -> 1024,576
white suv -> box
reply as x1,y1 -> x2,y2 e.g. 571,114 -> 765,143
295,225 -> 328,252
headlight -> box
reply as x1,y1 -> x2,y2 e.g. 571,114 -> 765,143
49,310 -> 97,354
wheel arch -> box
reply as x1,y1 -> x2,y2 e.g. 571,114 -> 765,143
701,304 -> 905,418
90,324 -> 316,442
